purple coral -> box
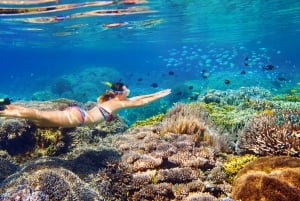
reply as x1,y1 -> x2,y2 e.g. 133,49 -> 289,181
236,109 -> 300,156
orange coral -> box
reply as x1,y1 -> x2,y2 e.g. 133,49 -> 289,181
232,156 -> 300,201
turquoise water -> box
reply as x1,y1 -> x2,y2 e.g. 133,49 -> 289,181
0,0 -> 299,120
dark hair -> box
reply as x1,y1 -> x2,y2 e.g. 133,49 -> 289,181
111,82 -> 125,92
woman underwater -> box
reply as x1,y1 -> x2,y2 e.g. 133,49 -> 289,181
0,82 -> 171,128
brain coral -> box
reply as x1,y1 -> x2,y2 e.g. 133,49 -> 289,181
232,156 -> 300,201
236,109 -> 300,156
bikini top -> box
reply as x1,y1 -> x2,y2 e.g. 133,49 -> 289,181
98,106 -> 113,122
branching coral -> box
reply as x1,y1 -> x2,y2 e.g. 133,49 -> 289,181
232,156 -> 300,201
223,154 -> 257,183
236,108 -> 300,156
161,103 -> 208,136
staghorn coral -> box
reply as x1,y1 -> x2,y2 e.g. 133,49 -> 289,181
232,156 -> 300,201
236,108 -> 300,156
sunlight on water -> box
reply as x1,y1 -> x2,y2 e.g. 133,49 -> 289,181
0,0 -> 299,49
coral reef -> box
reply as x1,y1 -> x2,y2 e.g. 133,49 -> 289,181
232,156 -> 300,201
236,108 -> 300,156
161,103 -> 208,137
196,102 -> 254,135
222,154 -> 257,183
131,113 -> 165,128
96,160 -> 132,201
0,118 -> 35,157
111,118 -> 231,200
0,185 -> 49,201
160,103 -> 230,153
184,192 -> 218,201
198,87 -> 272,106
0,152 -> 19,183
1,165 -> 102,200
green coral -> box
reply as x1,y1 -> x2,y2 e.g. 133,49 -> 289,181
223,154 -> 258,183
196,102 -> 254,134
131,113 -> 165,128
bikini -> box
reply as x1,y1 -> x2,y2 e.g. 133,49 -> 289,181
70,105 -> 113,125
71,106 -> 86,125
98,106 -> 113,122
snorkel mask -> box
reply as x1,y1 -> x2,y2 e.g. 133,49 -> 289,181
112,88 -> 130,96
103,81 -> 130,96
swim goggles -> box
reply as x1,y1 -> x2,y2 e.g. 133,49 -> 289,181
113,88 -> 130,96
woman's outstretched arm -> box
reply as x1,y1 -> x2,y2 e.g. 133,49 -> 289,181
121,89 -> 171,108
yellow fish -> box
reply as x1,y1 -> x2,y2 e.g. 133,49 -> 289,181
290,88 -> 297,94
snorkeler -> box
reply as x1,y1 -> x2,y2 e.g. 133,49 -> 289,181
0,82 -> 171,128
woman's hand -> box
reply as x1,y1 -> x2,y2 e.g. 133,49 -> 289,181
155,89 -> 172,98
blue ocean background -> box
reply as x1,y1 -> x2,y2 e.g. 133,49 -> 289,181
0,0 -> 299,124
